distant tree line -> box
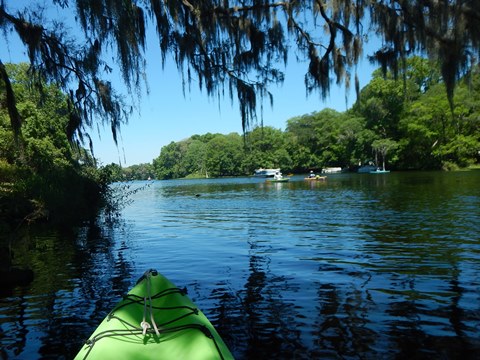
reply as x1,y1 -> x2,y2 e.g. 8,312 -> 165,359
144,57 -> 479,180
102,162 -> 155,182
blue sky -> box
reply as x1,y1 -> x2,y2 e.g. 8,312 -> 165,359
91,50 -> 376,166
1,1 -> 378,166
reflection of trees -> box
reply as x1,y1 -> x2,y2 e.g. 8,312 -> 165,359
295,167 -> 479,359
313,265 -> 377,358
0,221 -> 134,359
382,265 -> 478,358
0,292 -> 29,358
312,261 -> 476,358
241,243 -> 306,359
358,172 -> 480,358
208,237 -> 309,359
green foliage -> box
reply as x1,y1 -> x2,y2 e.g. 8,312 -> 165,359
286,109 -> 362,170
243,126 -> 290,173
398,68 -> 480,169
151,128 -> 298,179
372,138 -> 399,170
435,135 -> 479,168
398,84 -> 448,169
353,77 -> 406,139
122,163 -> 155,181
100,163 -> 124,183
153,141 -> 185,179
404,57 -> 442,94
95,161 -> 156,182
0,63 -> 109,225
206,134 -> 244,177
151,58 -> 478,176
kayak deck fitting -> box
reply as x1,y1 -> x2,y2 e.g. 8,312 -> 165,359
75,269 -> 234,359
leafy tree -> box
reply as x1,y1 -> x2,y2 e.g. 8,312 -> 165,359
183,140 -> 208,178
100,163 -> 124,183
0,63 -> 107,224
0,63 -> 74,169
205,133 -> 244,177
353,76 -> 406,140
398,67 -> 480,169
120,163 -> 154,180
336,113 -> 372,167
151,58 -> 479,175
153,141 -> 183,179
438,135 -> 479,169
310,109 -> 347,167
404,56 -> 442,95
284,141 -> 315,173
153,133 -> 241,179
286,109 -> 350,170
1,0 -> 479,149
398,84 -> 448,169
351,58 -> 444,167
283,133 -> 320,173
243,126 -> 288,173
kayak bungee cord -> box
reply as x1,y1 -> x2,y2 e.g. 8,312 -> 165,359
80,324 -> 226,360
78,269 -> 230,360
141,270 -> 160,336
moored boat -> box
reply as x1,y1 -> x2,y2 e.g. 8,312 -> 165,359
74,269 -> 233,360
253,168 -> 280,177
321,167 -> 342,174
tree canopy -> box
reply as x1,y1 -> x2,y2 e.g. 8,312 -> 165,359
1,1 -> 479,147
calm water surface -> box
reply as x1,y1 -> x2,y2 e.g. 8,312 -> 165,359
1,171 -> 479,359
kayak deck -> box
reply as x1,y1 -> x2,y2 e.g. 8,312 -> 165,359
75,269 -> 233,359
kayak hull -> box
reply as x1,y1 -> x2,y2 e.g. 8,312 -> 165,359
304,176 -> 327,181
75,270 -> 233,360
266,178 -> 290,183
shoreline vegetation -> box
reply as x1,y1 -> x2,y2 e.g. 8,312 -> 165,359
121,58 -> 479,182
0,63 -> 113,228
124,57 -> 480,180
2,60 -> 480,226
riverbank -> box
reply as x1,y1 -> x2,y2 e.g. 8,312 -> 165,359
0,162 -> 106,227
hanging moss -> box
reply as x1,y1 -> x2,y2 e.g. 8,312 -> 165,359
1,1 -> 479,140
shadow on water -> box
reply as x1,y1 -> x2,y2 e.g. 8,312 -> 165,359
212,239 -> 311,359
0,219 -> 135,359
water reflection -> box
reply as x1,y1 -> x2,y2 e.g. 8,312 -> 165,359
0,221 -> 135,359
0,172 -> 479,359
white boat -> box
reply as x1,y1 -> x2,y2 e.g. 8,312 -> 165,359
253,168 -> 280,177
322,167 -> 342,174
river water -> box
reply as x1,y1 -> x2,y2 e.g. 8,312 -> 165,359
1,171 -> 479,359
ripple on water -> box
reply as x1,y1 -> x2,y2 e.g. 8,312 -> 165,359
1,173 -> 479,359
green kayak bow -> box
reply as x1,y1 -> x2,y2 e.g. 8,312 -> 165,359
75,269 -> 234,359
